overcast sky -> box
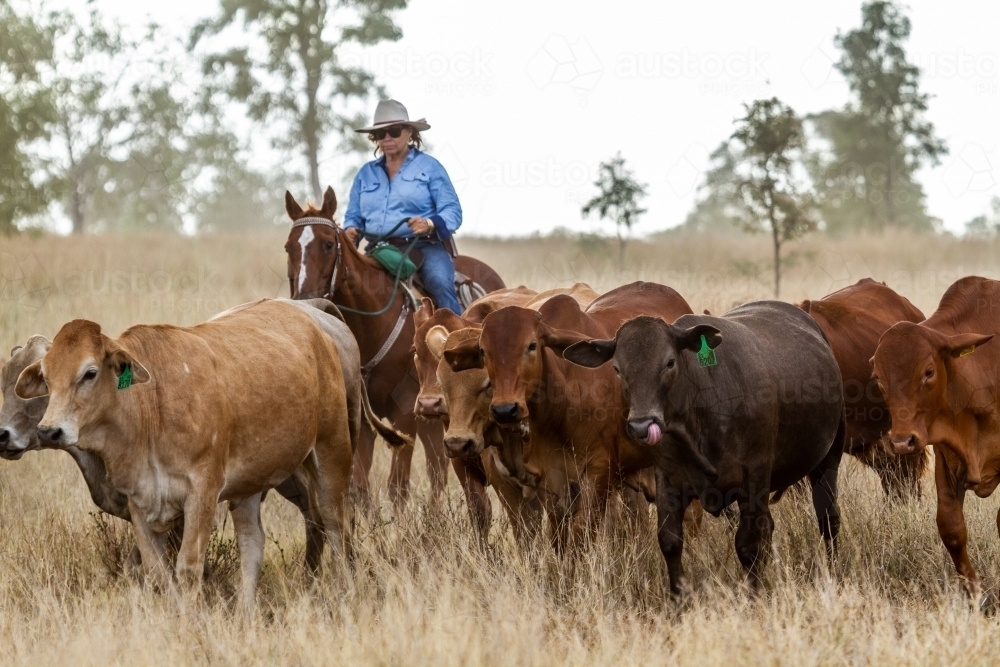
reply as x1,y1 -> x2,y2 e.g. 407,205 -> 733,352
95,0 -> 999,237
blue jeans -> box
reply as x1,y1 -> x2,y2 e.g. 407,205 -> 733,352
415,241 -> 462,313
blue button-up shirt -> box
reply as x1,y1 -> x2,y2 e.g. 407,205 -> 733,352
343,148 -> 462,241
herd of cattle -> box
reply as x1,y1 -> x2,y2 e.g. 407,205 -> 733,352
3,232 -> 1000,611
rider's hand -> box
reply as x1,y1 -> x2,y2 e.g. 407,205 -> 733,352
407,217 -> 434,236
344,227 -> 361,245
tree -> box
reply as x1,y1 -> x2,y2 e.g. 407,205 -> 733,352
0,1 -> 57,233
809,1 -> 946,233
581,153 -> 647,270
730,98 -> 817,298
682,141 -> 750,233
191,0 -> 409,202
964,197 -> 1000,238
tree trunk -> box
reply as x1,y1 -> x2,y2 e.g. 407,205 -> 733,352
772,224 -> 781,299
885,156 -> 896,228
617,227 -> 626,274
70,176 -> 85,235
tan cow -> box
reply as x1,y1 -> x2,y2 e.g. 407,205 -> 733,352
15,299 -> 405,610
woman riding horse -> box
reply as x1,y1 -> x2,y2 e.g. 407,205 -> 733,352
344,99 -> 463,314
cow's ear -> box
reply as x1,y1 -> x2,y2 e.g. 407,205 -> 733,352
425,325 -> 450,360
320,186 -> 337,218
676,324 -> 722,353
798,300 -> 811,313
539,325 -> 589,356
946,332 -> 995,358
14,361 -> 48,399
106,348 -> 151,384
285,191 -> 303,220
443,335 -> 483,371
414,297 -> 435,327
563,338 -> 616,368
10,345 -> 22,358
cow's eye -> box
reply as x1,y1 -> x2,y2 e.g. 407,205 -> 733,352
612,365 -> 620,375
666,358 -> 676,370
82,368 -> 98,383
924,368 -> 934,381
482,380 -> 492,393
527,341 -> 537,352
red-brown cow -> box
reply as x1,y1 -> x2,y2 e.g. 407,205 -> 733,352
872,276 -> 1000,608
443,282 -> 694,550
799,278 -> 927,497
412,283 -> 599,542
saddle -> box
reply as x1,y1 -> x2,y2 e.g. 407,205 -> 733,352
373,236 -> 486,311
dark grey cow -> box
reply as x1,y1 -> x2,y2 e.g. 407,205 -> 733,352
563,301 -> 845,595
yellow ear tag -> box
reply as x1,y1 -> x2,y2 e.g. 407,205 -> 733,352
959,346 -> 975,357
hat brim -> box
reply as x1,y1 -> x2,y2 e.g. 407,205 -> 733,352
354,118 -> 431,133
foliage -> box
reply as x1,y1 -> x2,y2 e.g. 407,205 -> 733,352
0,1 -> 57,233
581,152 -> 647,268
730,98 -> 817,298
807,1 -> 946,233
191,0 -> 409,201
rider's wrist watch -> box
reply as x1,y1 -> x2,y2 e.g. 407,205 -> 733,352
426,219 -> 435,233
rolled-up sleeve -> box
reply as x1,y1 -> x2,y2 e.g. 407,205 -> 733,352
427,162 -> 462,241
343,170 -> 364,231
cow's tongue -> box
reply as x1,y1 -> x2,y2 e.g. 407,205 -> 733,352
646,422 -> 662,445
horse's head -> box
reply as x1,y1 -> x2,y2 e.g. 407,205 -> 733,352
285,186 -> 343,299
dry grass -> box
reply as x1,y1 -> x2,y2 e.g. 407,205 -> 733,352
3,229 -> 1000,666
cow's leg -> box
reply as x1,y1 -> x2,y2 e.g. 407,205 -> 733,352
490,466 -> 543,548
274,464 -> 325,575
128,499 -> 171,591
451,457 -> 491,543
229,493 -> 265,615
654,470 -> 691,597
314,423 -> 356,569
935,449 -> 979,599
808,429 -> 844,559
351,419 -> 375,511
735,482 -> 774,590
175,491 -> 218,604
418,418 -> 449,502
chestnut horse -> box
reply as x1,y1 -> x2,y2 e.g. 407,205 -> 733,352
284,186 -> 505,508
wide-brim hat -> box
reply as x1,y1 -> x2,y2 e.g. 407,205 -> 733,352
354,99 -> 431,133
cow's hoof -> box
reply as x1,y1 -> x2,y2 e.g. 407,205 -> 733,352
978,590 -> 998,617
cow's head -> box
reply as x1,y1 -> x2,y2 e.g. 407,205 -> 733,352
0,336 -> 52,459
872,321 -> 993,455
563,316 -> 721,446
14,320 -> 151,447
426,326 -> 494,458
443,305 -> 587,428
412,298 -> 464,420
285,186 -> 340,300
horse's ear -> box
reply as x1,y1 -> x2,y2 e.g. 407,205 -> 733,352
285,191 -> 303,219
321,186 -> 337,218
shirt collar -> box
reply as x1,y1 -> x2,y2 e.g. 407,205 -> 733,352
376,147 -> 418,172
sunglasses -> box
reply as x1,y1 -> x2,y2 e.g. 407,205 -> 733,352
373,126 -> 407,140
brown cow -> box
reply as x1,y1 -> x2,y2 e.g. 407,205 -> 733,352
799,278 -> 928,497
412,283 -> 598,542
443,282 -> 695,550
872,276 -> 1000,608
15,300 -> 406,610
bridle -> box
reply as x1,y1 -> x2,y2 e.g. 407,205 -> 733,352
290,216 -> 410,379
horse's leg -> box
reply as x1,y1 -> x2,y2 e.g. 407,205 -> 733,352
387,409 -> 417,511
351,418 -> 375,511
417,419 -> 448,502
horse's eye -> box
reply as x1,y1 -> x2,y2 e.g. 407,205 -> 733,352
325,241 -> 334,252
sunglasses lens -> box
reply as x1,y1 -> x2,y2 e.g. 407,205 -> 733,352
375,127 -> 405,140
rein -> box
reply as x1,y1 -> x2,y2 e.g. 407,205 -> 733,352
291,216 -> 416,378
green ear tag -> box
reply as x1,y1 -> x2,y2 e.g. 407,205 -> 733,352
117,365 -> 133,390
697,335 -> 717,368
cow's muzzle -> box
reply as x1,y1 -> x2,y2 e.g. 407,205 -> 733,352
444,434 -> 483,458
627,417 -> 663,445
890,433 -> 920,455
491,402 -> 522,425
416,395 -> 447,419
37,425 -> 65,446
0,428 -> 27,460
